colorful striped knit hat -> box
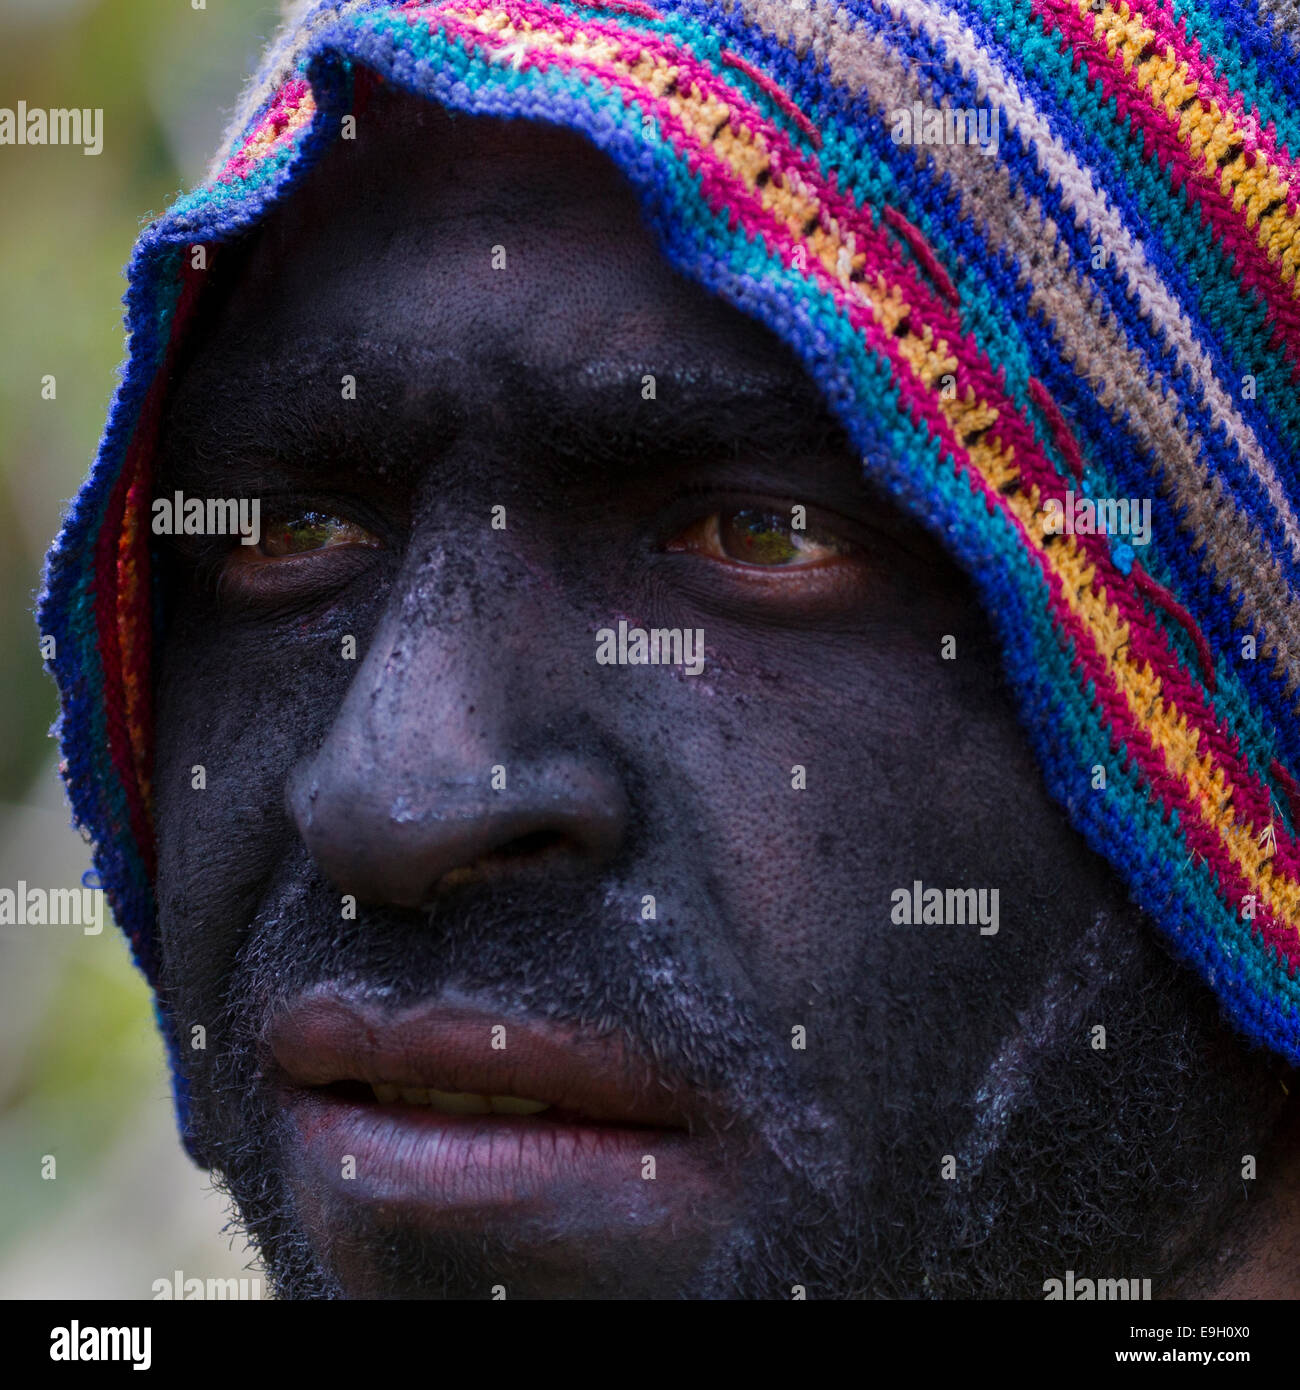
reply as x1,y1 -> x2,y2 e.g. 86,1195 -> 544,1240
38,0 -> 1300,1137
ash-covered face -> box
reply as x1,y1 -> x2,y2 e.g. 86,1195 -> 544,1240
150,88 -> 1289,1299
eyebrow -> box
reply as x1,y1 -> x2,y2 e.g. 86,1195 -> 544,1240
155,336 -> 845,494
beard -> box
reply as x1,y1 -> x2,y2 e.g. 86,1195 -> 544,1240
158,848 -> 1287,1300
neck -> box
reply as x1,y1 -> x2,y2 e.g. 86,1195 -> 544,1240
1166,1095 -> 1300,1299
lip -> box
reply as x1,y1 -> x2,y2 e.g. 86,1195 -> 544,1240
268,987 -> 732,1226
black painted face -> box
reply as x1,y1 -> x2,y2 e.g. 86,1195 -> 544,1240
150,88 -> 1284,1298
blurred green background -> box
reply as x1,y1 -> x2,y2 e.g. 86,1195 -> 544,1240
0,0 -> 285,1298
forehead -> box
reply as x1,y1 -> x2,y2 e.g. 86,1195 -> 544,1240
186,85 -> 810,393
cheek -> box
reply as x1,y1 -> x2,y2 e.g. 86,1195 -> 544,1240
657,618 -> 1091,1073
152,583 -> 384,972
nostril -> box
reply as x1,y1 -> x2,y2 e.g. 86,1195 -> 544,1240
433,827 -> 585,894
495,829 -> 572,860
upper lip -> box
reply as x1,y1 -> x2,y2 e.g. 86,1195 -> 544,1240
268,986 -> 715,1131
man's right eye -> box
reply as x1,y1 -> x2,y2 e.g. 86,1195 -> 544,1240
206,507 -> 386,609
254,511 -> 382,559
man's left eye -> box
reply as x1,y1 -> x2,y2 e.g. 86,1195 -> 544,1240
667,507 -> 855,568
255,511 -> 381,558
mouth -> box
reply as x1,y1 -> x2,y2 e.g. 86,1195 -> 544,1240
343,1083 -> 555,1115
268,987 -> 732,1231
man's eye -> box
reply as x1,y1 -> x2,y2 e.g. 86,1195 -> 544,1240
668,508 -> 855,568
255,511 -> 381,558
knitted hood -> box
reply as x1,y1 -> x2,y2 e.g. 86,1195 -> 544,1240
38,0 -> 1300,1137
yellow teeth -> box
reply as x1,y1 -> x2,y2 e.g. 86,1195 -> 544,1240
370,1084 -> 550,1116
425,1089 -> 488,1114
487,1095 -> 551,1115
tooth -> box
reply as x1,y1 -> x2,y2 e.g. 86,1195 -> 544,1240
372,1083 -> 400,1103
426,1089 -> 491,1115
399,1087 -> 430,1104
489,1095 -> 551,1115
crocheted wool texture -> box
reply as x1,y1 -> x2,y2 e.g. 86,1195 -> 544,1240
38,0 -> 1300,1146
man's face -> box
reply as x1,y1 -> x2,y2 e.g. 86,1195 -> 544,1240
150,89 -> 1284,1298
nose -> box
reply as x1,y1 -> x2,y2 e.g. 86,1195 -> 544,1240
287,610 -> 627,910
